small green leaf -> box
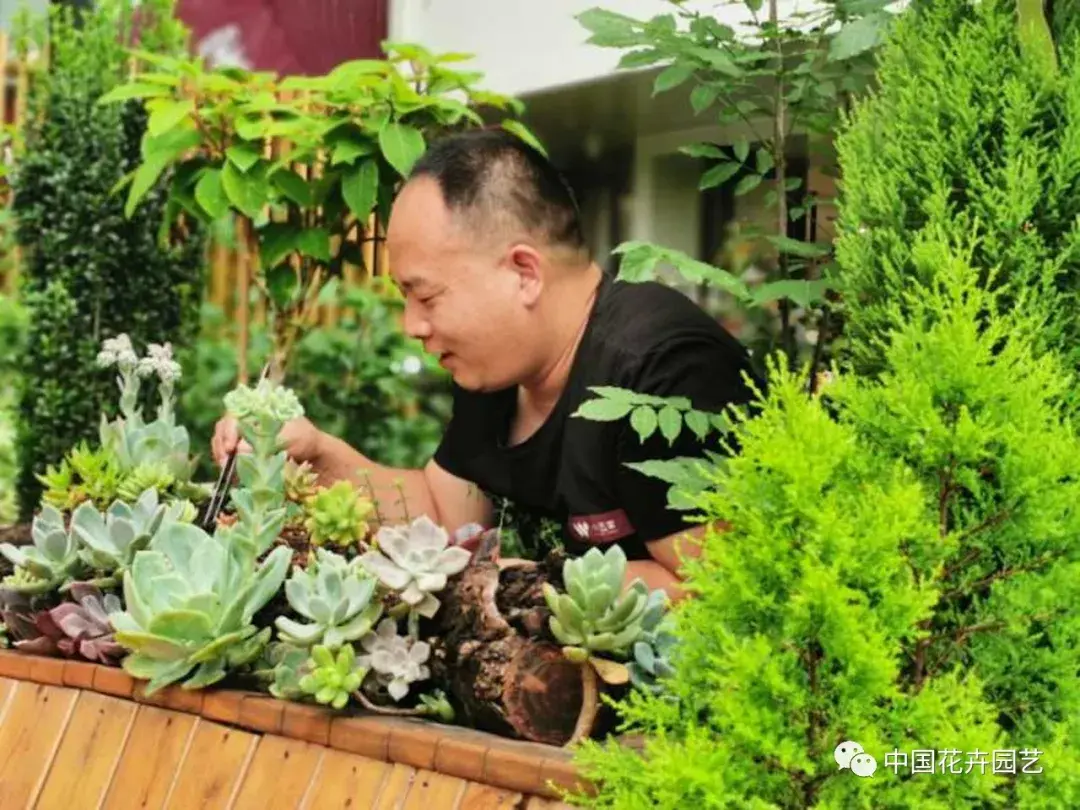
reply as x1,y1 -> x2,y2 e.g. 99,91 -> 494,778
653,63 -> 695,95
125,155 -> 169,218
502,120 -> 548,157
98,82 -> 173,104
630,407 -> 659,443
576,8 -> 643,47
690,84 -> 719,114
298,228 -> 332,262
735,173 -> 762,196
195,169 -> 230,219
685,411 -> 711,441
222,161 -> 268,218
745,0 -> 764,12
227,142 -> 263,173
379,122 -> 426,178
573,398 -> 634,422
342,161 -> 379,220
828,14 -> 886,62
147,99 -> 194,137
766,235 -> 830,258
681,143 -> 725,159
618,49 -> 666,69
734,140 -> 750,164
658,407 -> 682,445
751,279 -> 833,308
756,148 -> 775,174
332,138 -> 376,166
785,177 -> 804,191
700,162 -> 741,190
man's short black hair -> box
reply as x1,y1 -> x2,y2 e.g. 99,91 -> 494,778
408,128 -> 589,256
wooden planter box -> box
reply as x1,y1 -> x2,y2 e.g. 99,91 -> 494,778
0,649 -> 591,809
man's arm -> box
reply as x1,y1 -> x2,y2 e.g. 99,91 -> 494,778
625,523 -> 715,602
312,431 -> 493,531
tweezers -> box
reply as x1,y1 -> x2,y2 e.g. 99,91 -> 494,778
200,362 -> 271,532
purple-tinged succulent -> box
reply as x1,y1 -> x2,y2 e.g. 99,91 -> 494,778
12,584 -> 124,665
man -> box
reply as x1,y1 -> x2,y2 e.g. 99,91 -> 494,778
213,129 -> 761,601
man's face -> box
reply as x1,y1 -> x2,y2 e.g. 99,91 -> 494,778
386,178 -> 541,392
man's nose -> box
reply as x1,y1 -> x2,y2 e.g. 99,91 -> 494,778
402,300 -> 432,341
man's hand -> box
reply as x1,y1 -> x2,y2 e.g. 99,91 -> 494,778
211,414 -> 324,468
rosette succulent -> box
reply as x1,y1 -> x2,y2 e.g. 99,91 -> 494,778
303,481 -> 374,549
0,504 -> 85,593
542,545 -> 655,658
629,611 -> 678,695
356,618 -> 431,701
69,487 -> 174,582
359,516 -> 471,618
14,584 -> 125,664
275,548 -> 383,649
108,521 -> 292,693
299,643 -> 366,709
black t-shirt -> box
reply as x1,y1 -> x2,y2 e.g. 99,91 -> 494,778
433,271 -> 762,560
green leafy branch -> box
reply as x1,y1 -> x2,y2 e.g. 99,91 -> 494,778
572,385 -> 732,445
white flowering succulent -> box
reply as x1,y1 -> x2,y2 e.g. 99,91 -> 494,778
359,515 -> 471,619
356,618 -> 431,701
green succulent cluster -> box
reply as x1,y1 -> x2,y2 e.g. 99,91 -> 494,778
275,548 -> 383,649
303,481 -> 374,549
299,643 -> 366,710
628,610 -> 678,696
543,546 -> 662,660
0,503 -> 84,594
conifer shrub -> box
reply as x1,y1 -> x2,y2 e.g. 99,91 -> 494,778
833,0 -> 1080,375
567,236 -> 1080,808
11,1 -> 204,519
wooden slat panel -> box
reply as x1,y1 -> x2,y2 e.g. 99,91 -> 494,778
231,735 -> 322,810
0,676 -> 17,713
165,720 -> 257,810
0,682 -> 78,808
402,770 -> 468,810
372,762 -> 419,810
300,749 -> 392,809
102,705 -> 198,810
36,691 -> 136,809
455,783 -> 524,810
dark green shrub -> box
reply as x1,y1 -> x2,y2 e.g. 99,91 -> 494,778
833,0 -> 1080,376
11,0 -> 204,520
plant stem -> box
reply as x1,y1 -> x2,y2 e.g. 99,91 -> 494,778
353,689 -> 430,717
770,0 -> 795,365
568,662 -> 599,745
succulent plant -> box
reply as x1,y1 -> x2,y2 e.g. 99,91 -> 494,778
275,548 -> 383,649
303,481 -> 374,549
359,516 -> 471,619
629,619 -> 678,695
356,617 -> 432,701
542,545 -> 656,659
285,461 -> 320,504
38,443 -> 125,512
0,621 -> 7,649
13,583 -> 125,664
299,643 -> 366,709
69,487 -> 175,581
107,520 -> 292,693
116,461 -> 176,504
0,504 -> 85,593
255,642 -> 312,700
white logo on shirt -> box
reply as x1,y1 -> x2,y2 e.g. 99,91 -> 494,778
571,520 -> 590,539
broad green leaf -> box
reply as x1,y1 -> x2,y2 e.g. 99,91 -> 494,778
658,407 -> 682,445
298,228 -> 332,262
332,137 -> 376,166
577,8 -> 644,47
756,148 -> 775,174
141,128 -> 201,163
785,177 -> 804,191
735,173 -> 762,196
653,63 -> 695,95
745,0 -> 764,12
343,161 -> 379,220
258,223 -> 301,268
227,142 -> 263,173
766,235 -> 830,258
125,155 -> 169,218
379,123 -> 426,178
700,161 -> 741,190
630,406 -> 659,443
828,14 -> 886,61
98,82 -> 172,104
147,99 -> 195,137
681,143 -> 725,159
623,459 -> 703,486
734,140 -> 750,164
690,46 -> 742,77
751,279 -> 833,308
618,49 -> 666,70
502,120 -> 548,157
573,397 -> 634,422
685,410 -> 711,441
195,169 -> 230,219
690,84 -> 719,114
271,169 -> 312,206
222,161 -> 268,218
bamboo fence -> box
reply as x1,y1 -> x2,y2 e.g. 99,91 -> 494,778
0,31 -> 391,375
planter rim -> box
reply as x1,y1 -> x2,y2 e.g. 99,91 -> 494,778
0,648 -> 592,801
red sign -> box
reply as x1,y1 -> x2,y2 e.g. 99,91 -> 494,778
567,509 -> 635,545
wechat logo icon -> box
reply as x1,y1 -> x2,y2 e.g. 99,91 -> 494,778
835,740 -> 878,778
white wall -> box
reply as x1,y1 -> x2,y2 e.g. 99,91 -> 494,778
389,0 -> 822,97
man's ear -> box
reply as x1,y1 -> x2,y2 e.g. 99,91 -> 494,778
506,243 -> 544,306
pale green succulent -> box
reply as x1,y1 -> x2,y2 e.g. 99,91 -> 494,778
224,378 -> 304,435
542,545 -> 658,657
69,487 -> 175,579
107,520 -> 292,694
275,548 -> 383,649
304,481 -> 374,548
628,601 -> 678,695
116,461 -> 176,504
299,643 -> 367,710
359,515 -> 472,619
0,504 -> 85,593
